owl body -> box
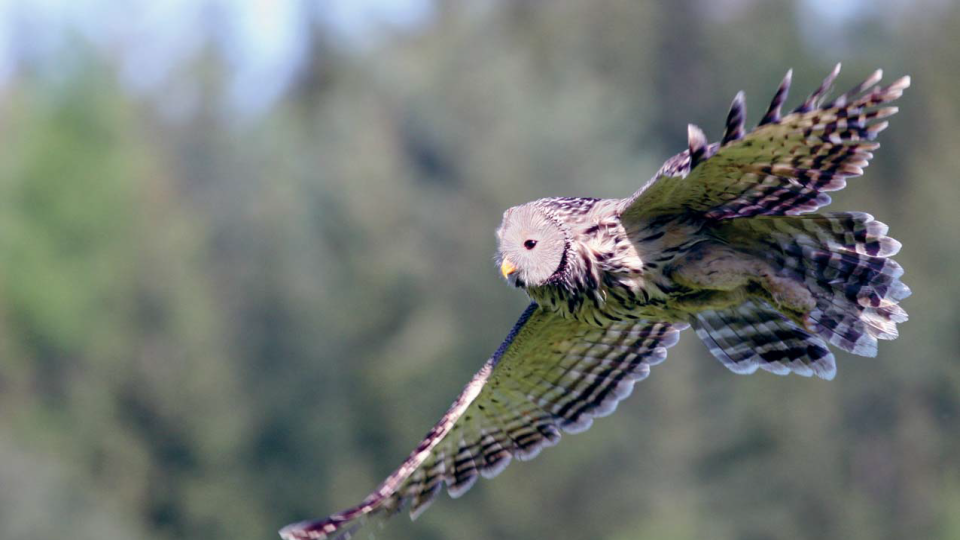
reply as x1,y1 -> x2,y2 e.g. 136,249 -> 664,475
516,196 -> 739,327
281,66 -> 912,540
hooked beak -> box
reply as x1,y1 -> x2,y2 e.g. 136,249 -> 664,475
500,259 -> 518,279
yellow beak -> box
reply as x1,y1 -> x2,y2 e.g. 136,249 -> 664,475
500,259 -> 518,279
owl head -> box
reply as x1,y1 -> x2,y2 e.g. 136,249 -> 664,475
496,202 -> 569,288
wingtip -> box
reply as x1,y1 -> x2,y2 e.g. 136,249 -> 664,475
687,124 -> 708,160
825,63 -> 842,87
722,93 -> 747,145
892,75 -> 911,90
867,120 -> 890,136
687,123 -> 706,140
279,519 -> 334,540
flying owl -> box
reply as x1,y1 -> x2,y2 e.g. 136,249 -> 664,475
280,65 -> 910,540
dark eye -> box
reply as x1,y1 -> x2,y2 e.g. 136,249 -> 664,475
524,239 -> 538,250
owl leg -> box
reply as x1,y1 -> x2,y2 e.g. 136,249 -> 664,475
667,244 -> 816,326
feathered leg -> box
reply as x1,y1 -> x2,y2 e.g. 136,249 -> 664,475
668,243 -> 818,320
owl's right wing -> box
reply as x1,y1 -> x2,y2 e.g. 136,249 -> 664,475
279,304 -> 687,540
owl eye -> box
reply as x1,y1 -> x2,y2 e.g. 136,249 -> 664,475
524,239 -> 538,250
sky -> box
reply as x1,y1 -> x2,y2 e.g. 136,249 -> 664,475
0,0 -> 916,115
0,0 -> 434,112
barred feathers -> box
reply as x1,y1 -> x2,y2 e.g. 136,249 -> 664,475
633,66 -> 910,377
718,213 -> 909,359
629,65 -> 909,221
280,308 -> 687,540
705,67 -> 906,219
704,65 -> 908,220
283,65 -> 913,540
695,300 -> 836,379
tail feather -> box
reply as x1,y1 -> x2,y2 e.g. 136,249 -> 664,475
694,299 -> 837,379
716,212 -> 909,360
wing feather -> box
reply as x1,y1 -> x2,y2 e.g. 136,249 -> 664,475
721,91 -> 747,144
621,66 -> 909,222
759,68 -> 792,126
279,304 -> 687,540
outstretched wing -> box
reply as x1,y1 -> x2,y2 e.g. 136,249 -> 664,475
621,65 -> 910,222
279,304 -> 687,540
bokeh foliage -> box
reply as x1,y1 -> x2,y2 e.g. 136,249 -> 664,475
1,2 -> 959,540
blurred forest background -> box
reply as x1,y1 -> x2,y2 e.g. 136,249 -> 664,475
1,1 -> 959,539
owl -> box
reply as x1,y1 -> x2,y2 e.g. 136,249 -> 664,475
280,65 -> 910,540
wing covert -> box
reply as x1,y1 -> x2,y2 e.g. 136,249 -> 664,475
621,65 -> 909,222
279,304 -> 687,540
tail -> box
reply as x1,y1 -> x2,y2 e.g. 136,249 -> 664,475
694,299 -> 838,379
694,212 -> 909,378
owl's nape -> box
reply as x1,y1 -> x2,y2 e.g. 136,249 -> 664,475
496,203 -> 568,287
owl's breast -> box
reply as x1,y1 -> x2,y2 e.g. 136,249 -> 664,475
525,217 -> 700,326
542,215 -> 711,325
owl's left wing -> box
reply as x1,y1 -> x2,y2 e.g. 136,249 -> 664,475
620,65 -> 909,222
279,304 -> 687,540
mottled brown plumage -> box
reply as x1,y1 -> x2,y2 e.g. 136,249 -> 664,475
280,65 -> 910,540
